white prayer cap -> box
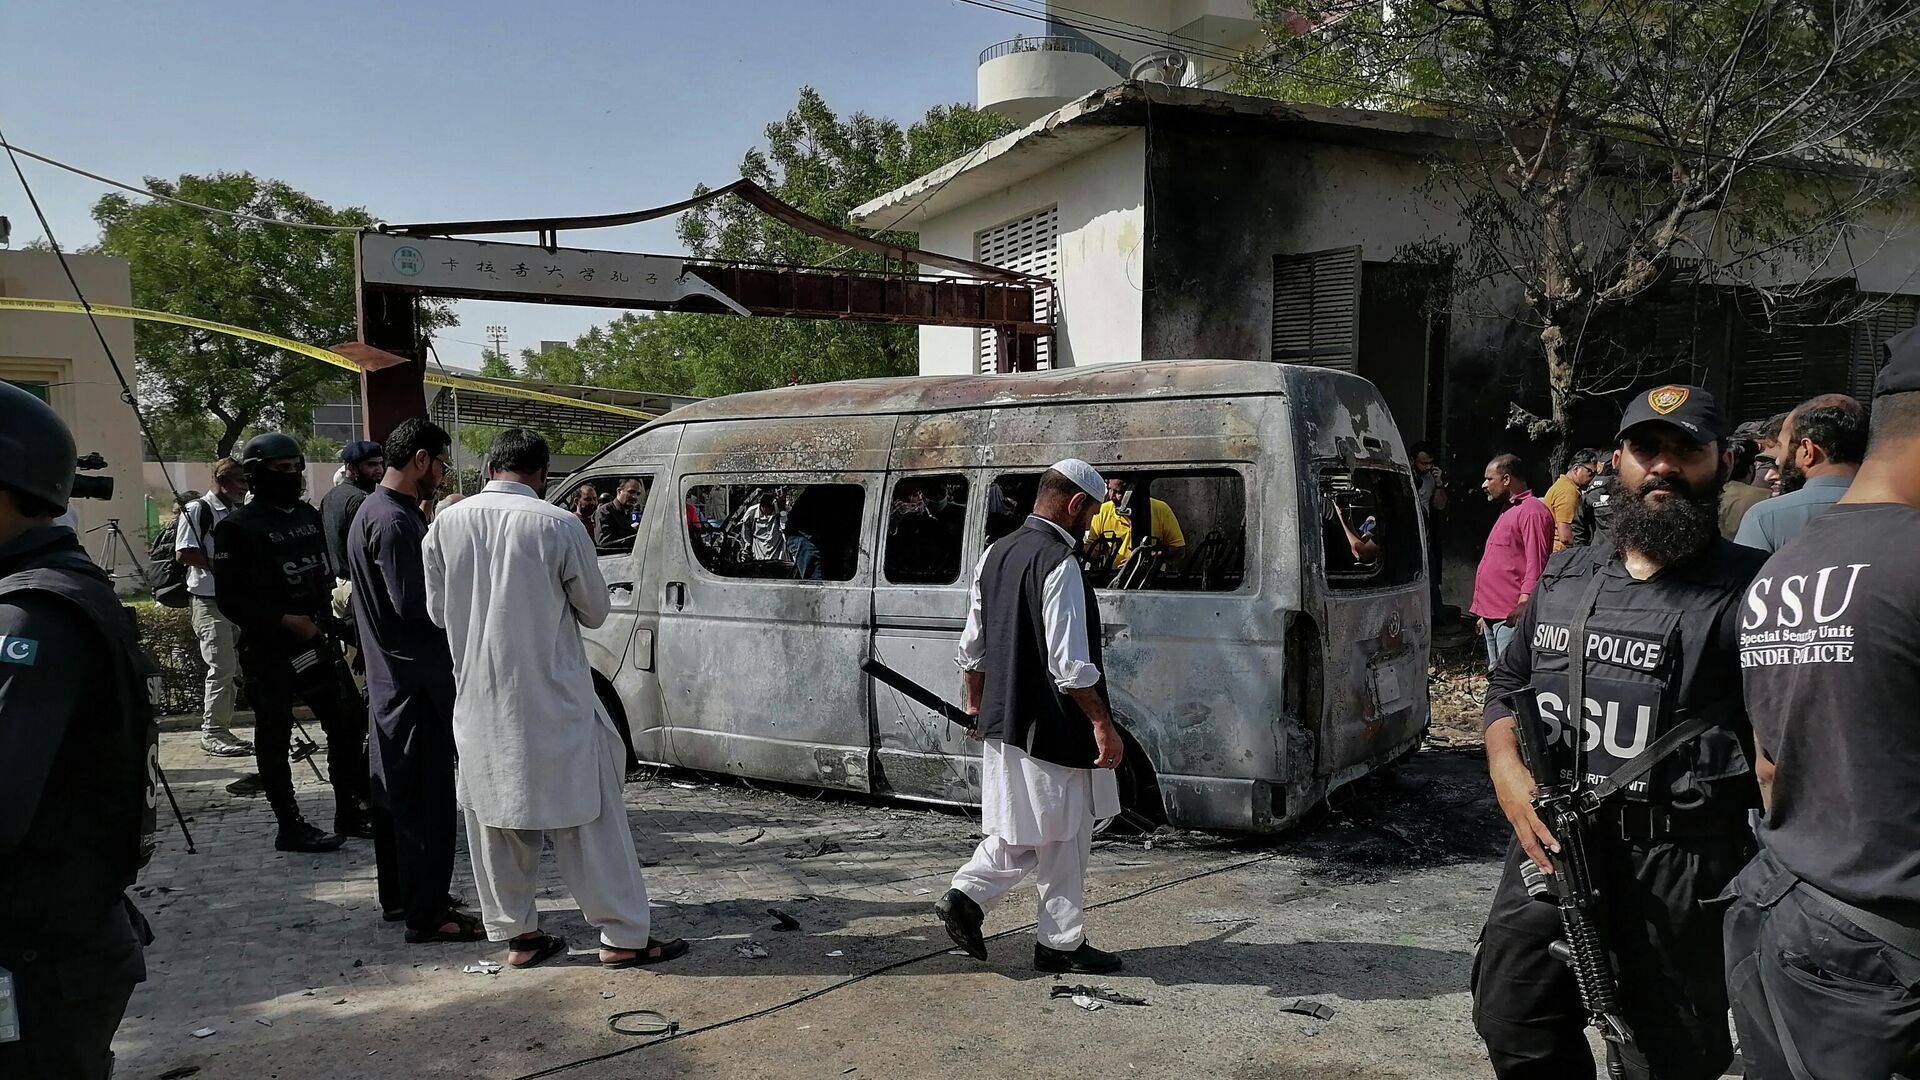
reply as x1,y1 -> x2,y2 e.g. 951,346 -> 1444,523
1048,458 -> 1107,502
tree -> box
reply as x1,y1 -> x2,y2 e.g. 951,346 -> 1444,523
1244,0 -> 1920,458
525,89 -> 1014,399
90,173 -> 455,458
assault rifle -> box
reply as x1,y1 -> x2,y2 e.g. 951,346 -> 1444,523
1502,686 -> 1637,1078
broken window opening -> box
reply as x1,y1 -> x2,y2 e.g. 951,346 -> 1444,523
982,468 -> 1247,593
1319,467 -> 1420,589
883,474 -> 970,585
686,482 -> 866,582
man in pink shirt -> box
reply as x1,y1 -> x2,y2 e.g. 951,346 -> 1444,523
1470,454 -> 1554,670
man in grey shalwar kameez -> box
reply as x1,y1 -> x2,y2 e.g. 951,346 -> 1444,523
423,428 -> 687,970
936,459 -> 1125,975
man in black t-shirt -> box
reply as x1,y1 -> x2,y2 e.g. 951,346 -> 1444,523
1723,336 -> 1920,1079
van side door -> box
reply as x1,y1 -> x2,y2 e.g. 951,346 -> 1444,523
548,424 -> 682,764
656,471 -> 879,792
869,471 -> 980,805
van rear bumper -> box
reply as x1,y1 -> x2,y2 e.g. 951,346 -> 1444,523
1158,727 -> 1427,833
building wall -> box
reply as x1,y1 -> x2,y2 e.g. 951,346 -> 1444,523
914,132 -> 1148,375
1142,128 -> 1467,363
0,251 -> 146,584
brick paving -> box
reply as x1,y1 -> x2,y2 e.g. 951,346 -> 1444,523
118,728 -> 1239,1079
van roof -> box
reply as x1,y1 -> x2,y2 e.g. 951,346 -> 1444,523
650,358 -> 1353,428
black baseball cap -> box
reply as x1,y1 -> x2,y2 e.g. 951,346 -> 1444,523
1878,325 -> 1920,397
340,439 -> 383,464
1615,384 -> 1727,444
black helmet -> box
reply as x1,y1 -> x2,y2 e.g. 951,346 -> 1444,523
240,432 -> 305,470
0,379 -> 77,513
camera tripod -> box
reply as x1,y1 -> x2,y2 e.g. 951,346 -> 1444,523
85,517 -> 148,588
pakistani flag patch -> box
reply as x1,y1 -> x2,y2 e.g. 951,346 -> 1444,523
0,635 -> 39,666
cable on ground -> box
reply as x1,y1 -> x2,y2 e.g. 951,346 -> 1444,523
506,845 -> 1287,1079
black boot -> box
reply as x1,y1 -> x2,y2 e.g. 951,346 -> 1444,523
1034,940 -> 1123,974
935,889 -> 988,961
276,819 -> 346,853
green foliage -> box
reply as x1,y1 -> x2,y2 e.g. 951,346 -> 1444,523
89,173 -> 456,458
130,600 -> 234,716
527,88 -> 1013,398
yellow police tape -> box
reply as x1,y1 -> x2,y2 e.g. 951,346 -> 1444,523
0,296 -> 657,423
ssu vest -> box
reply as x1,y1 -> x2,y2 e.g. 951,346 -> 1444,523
0,531 -> 156,930
976,519 -> 1109,769
1520,537 -> 1765,810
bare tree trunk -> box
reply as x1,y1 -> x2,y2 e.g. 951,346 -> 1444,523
1541,319 -> 1577,471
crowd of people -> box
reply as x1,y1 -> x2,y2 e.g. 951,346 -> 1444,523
4,335 -> 1918,1076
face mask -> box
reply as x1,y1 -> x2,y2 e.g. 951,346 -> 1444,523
252,469 -> 304,506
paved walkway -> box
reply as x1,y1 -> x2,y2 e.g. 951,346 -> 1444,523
121,730 -> 1247,1079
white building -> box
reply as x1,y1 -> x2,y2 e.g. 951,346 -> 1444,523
0,251 -> 148,585
976,1 -> 1262,122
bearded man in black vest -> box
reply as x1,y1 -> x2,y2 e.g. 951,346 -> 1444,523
935,459 -> 1125,976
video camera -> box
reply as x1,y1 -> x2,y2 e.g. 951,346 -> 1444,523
71,452 -> 114,501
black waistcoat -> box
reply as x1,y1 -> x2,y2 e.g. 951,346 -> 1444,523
976,519 -> 1108,769
1522,537 -> 1766,809
0,530 -> 155,930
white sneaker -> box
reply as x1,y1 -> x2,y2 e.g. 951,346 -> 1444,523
201,728 -> 254,757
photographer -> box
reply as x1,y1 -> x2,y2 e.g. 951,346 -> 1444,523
0,381 -> 154,1078
211,432 -> 371,853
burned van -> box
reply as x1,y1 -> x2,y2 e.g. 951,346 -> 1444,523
552,359 -> 1428,832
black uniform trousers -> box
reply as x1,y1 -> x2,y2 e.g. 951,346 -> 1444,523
0,898 -> 145,1080
1723,846 -> 1920,1080
1473,825 -> 1751,1079
369,692 -> 458,935
238,639 -> 369,828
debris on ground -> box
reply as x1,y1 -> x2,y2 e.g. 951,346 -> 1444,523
1049,985 -> 1149,1007
158,1068 -> 201,1079
827,950 -> 845,957
1069,995 -> 1104,1011
768,907 -> 801,931
784,840 -> 844,860
463,961 -> 502,976
1278,999 -> 1338,1021
190,1027 -> 216,1039
736,940 -> 769,959
254,1018 -> 272,1027
739,828 -> 766,844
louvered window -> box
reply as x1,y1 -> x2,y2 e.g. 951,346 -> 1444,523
1272,247 -> 1362,371
1732,290 -> 1850,420
1849,295 -> 1918,403
974,207 -> 1058,373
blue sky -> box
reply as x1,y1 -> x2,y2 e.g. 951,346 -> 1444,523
2,0 -> 1026,369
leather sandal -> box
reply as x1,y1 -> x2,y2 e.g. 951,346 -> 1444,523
600,937 -> 689,968
506,932 -> 568,969
405,909 -> 486,944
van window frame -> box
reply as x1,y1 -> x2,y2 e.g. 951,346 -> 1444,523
676,472 -> 876,587
879,471 -> 975,588
1314,463 -> 1423,592
979,463 -> 1256,596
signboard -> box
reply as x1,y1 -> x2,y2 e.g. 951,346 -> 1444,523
359,233 -> 748,314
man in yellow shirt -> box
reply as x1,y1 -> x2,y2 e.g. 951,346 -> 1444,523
1540,449 -> 1597,551
1087,478 -> 1185,568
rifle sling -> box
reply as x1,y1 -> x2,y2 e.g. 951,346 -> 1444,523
1566,570 -> 1607,791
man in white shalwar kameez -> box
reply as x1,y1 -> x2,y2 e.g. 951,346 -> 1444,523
422,428 -> 687,971
936,460 -> 1125,975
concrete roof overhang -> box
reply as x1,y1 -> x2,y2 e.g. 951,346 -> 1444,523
849,82 -> 1469,229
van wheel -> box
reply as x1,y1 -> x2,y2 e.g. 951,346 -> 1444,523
1098,727 -> 1165,837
